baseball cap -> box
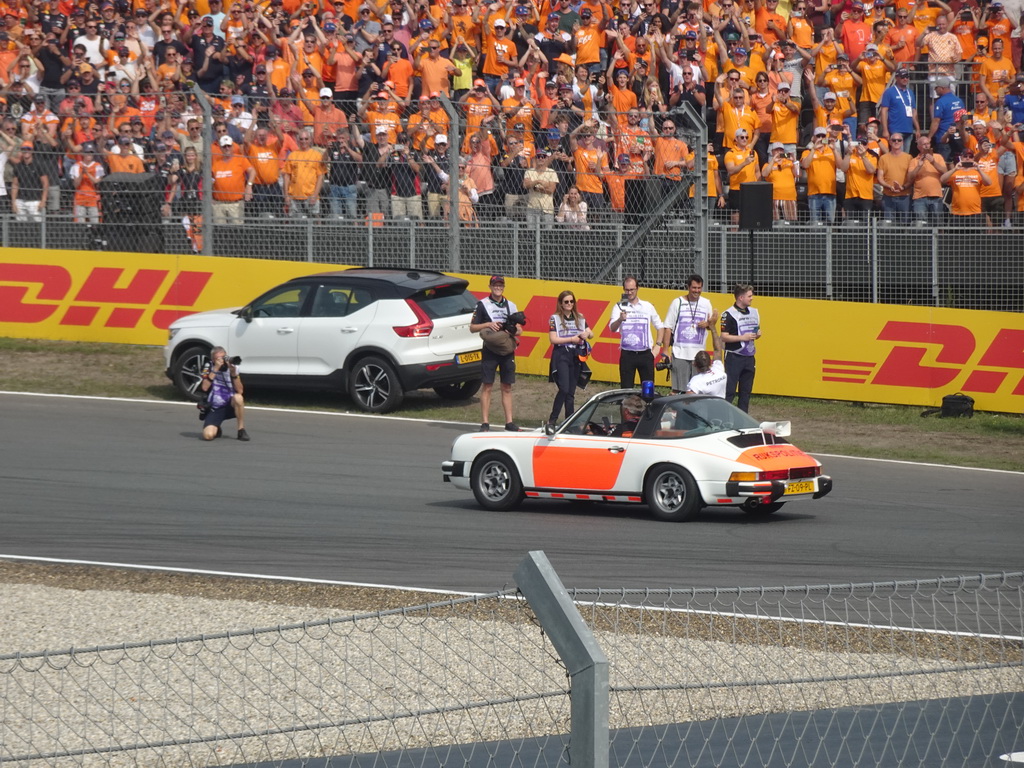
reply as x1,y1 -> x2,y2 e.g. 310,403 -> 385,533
375,91 -> 389,98
219,135 -> 233,146
513,77 -> 525,86
895,68 -> 910,76
255,65 -> 267,73
733,47 -> 747,56
865,43 -> 878,51
813,126 -> 828,136
82,142 -> 96,152
419,95 -> 429,101
547,12 -> 560,20
265,45 -> 279,56
118,135 -> 132,144
435,134 -> 448,143
769,141 -> 784,151
231,95 -> 245,105
319,87 -> 333,97
154,142 -> 168,152
977,36 -> 989,46
837,52 -> 849,60
617,153 -> 630,164
473,78 -> 486,87
829,119 -> 842,127
429,91 -> 440,98
161,130 -> 176,139
547,127 -> 561,142
324,21 -> 337,31
683,30 -> 697,39
852,2 -> 864,8
777,82 -> 790,90
935,75 -> 953,88
489,275 -> 506,285
990,2 -> 1002,7
824,91 -> 837,100
580,7 -> 592,16
20,142 -> 32,149
375,125 -> 389,133
493,17 -> 506,26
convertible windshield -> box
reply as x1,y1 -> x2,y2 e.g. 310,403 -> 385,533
635,396 -> 761,438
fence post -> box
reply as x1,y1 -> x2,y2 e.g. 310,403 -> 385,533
514,551 -> 609,768
440,94 -> 461,272
191,85 -> 213,257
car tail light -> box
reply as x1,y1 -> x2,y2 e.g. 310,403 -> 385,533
393,299 -> 434,337
729,467 -> 820,482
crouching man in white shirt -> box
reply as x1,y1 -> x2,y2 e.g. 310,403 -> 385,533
686,322 -> 727,398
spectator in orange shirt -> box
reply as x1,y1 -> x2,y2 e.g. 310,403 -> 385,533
905,134 -> 947,224
417,38 -> 460,96
838,140 -> 878,220
605,153 -> 641,212
763,141 -> 798,221
282,128 -> 327,217
106,134 -> 146,173
941,150 -> 992,222
876,131 -> 913,220
69,141 -> 104,224
211,135 -> 255,224
569,119 -> 610,211
725,128 -> 762,224
801,125 -> 839,224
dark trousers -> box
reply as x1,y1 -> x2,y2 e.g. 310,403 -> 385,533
725,352 -> 756,413
619,349 -> 654,389
549,346 -> 581,423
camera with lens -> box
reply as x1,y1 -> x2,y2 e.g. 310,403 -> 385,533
655,353 -> 672,371
226,355 -> 242,365
502,311 -> 526,333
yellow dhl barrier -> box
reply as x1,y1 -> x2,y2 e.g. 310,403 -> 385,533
2,248 -> 1022,414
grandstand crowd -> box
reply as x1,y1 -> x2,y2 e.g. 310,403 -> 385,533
2,0 -> 1023,227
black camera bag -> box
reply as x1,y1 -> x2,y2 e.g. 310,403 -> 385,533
920,392 -> 974,419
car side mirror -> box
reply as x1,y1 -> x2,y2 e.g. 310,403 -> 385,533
543,422 -> 557,437
234,306 -> 254,324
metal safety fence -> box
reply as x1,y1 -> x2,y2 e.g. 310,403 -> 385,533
2,556 -> 1022,768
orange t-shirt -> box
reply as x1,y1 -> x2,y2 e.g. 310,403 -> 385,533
245,138 -> 283,184
765,157 -> 797,200
845,152 -> 875,200
605,170 -> 640,211
654,137 -> 691,179
725,147 -> 758,189
947,168 -> 983,214
802,146 -> 837,195
212,153 -> 252,201
573,146 -> 608,194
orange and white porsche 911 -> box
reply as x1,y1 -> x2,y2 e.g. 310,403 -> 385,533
442,389 -> 833,522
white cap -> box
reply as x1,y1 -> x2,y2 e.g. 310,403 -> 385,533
494,17 -> 507,26
219,135 -> 233,147
435,134 -> 448,143
375,125 -> 389,134
824,91 -> 837,100
813,126 -> 828,136
319,87 -> 333,97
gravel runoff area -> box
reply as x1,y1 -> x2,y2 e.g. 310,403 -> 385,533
1,561 -> 1021,768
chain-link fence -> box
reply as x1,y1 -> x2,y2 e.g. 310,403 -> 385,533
2,561 -> 1022,768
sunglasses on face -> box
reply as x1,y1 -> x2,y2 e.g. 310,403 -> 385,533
561,298 -> 575,304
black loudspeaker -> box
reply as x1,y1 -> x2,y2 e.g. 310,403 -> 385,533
99,223 -> 165,254
624,177 -> 661,225
739,182 -> 773,231
99,172 -> 163,223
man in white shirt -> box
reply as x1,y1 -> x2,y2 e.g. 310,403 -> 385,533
609,275 -> 665,389
686,322 -> 726,398
661,273 -> 717,393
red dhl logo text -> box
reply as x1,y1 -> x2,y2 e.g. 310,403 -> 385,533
0,263 -> 213,330
821,321 -> 1024,396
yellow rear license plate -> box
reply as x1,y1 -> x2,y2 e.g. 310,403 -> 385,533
457,350 -> 482,364
784,480 -> 815,495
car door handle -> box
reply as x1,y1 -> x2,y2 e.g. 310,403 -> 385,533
340,326 -> 359,333
276,328 -> 295,335
608,446 -> 626,453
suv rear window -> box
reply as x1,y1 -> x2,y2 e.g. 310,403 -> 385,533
413,285 -> 477,319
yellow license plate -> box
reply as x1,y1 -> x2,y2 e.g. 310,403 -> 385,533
457,350 -> 482,364
784,480 -> 815,495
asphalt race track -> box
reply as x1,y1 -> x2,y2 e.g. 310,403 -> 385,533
2,392 -> 1021,594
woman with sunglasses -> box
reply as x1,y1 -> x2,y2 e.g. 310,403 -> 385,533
547,290 -> 594,426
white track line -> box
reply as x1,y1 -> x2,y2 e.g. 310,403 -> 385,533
0,554 -> 485,597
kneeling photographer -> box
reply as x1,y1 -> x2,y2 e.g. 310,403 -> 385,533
199,347 -> 250,442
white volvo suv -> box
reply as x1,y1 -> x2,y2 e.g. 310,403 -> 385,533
164,268 -> 483,412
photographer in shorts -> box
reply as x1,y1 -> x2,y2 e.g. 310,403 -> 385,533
470,276 -> 522,432
199,347 -> 250,442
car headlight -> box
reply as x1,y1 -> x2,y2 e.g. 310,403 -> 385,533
167,327 -> 180,343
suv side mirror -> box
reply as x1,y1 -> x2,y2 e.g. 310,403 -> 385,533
234,306 -> 254,324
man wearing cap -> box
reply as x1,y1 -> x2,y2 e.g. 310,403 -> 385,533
981,2 -> 1014,55
762,141 -> 799,221
574,7 -> 605,74
837,1 -> 871,61
419,133 -> 450,218
818,54 -> 857,136
877,68 -> 919,140
69,142 -> 105,224
21,94 -> 59,139
106,133 -> 146,173
855,42 -> 891,126
227,95 -> 254,133
10,142 -> 49,221
211,135 -> 254,224
928,75 -> 964,160
470,275 -> 522,432
801,126 -> 839,223
324,124 -> 362,218
303,87 -> 349,146
189,12 -> 227,94
482,17 -> 517,94
940,150 -> 990,221
536,12 -> 572,73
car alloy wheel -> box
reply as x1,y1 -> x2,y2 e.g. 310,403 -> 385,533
471,452 -> 524,511
349,355 -> 404,413
644,464 -> 701,522
172,345 -> 210,401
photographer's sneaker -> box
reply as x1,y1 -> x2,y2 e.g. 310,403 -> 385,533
237,429 -> 251,442
504,422 -> 520,432
479,423 -> 490,432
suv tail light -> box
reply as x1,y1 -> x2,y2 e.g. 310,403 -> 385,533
393,299 -> 434,337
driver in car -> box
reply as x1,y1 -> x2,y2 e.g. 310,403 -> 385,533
609,394 -> 645,437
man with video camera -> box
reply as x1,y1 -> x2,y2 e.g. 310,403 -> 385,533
199,346 -> 250,442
